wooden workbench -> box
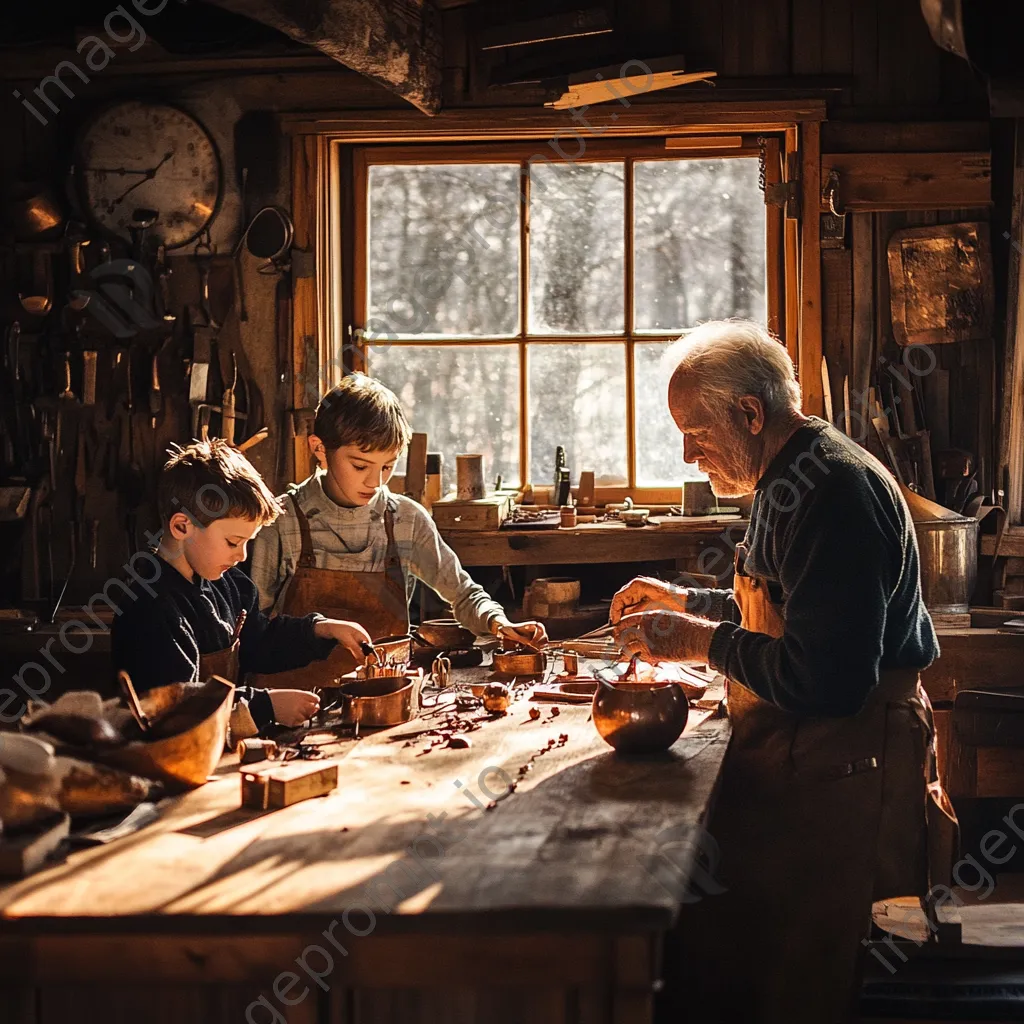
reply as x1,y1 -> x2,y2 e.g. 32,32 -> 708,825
0,666 -> 731,1024
441,514 -> 749,567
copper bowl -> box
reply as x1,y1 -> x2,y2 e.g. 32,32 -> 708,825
101,677 -> 234,791
592,677 -> 688,754
414,619 -> 476,649
337,675 -> 415,728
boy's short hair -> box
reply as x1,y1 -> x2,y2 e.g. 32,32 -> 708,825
158,438 -> 281,528
314,373 -> 412,454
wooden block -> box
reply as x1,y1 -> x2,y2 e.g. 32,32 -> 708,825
404,432 -> 428,504
0,813 -> 69,878
820,152 -> 991,210
431,493 -> 513,531
241,762 -> 338,810
577,471 -> 595,508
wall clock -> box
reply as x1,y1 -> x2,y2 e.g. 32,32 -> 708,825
75,100 -> 222,249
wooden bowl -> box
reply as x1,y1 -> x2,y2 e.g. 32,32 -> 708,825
101,677 -> 234,791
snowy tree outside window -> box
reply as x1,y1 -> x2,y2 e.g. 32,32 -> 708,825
361,153 -> 767,492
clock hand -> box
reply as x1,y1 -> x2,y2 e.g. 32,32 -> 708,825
105,151 -> 175,213
84,166 -> 151,176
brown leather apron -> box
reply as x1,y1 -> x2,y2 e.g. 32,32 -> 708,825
671,546 -> 957,1024
198,626 -> 259,742
251,494 -> 409,690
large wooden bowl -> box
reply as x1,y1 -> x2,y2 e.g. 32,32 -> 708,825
102,678 -> 234,791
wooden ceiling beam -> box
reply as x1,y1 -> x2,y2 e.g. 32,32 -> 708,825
201,0 -> 442,114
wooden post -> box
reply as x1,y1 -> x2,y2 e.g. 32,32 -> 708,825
291,134 -> 321,485
799,121 -> 824,416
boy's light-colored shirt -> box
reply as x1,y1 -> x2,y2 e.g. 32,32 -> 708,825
249,472 -> 505,635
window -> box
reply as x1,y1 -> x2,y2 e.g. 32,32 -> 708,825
350,140 -> 780,499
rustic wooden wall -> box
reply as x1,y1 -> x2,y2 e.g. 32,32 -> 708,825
0,0 -> 996,611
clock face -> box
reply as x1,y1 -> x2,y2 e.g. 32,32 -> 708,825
76,101 -> 222,249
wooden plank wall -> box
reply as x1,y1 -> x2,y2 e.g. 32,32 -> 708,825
0,0 -> 994,615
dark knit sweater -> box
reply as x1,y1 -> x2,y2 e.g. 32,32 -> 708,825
111,557 -> 336,729
687,418 -> 938,717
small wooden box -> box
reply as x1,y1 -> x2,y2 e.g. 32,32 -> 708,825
241,761 -> 339,810
431,493 -> 513,532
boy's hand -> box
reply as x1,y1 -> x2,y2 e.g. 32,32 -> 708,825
492,618 -> 548,650
315,619 -> 373,659
268,688 -> 321,727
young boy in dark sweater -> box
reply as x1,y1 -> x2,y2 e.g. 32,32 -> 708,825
111,439 -> 371,731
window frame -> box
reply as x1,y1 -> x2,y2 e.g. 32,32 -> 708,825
344,137 -> 786,503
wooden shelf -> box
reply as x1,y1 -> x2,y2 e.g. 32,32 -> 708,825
441,516 -> 748,566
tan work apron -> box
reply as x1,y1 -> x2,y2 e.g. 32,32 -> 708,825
251,494 -> 409,690
197,621 -> 260,742
670,546 -> 957,1024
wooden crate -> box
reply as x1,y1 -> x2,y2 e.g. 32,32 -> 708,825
431,493 -> 513,532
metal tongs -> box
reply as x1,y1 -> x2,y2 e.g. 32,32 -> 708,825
360,640 -> 384,668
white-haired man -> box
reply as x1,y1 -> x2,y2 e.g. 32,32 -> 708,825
611,320 -> 956,1024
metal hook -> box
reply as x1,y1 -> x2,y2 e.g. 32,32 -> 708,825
822,170 -> 842,217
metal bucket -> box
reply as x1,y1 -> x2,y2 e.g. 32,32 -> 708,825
914,517 -> 979,615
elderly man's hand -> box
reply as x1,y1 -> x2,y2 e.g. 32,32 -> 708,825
609,576 -> 688,624
614,610 -> 718,665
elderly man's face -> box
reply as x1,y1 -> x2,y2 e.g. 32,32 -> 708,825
669,379 -> 765,497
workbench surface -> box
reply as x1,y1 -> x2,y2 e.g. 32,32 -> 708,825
0,665 -> 729,1024
0,669 -> 730,935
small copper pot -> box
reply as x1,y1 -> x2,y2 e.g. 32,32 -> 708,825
414,619 -> 476,649
338,675 -> 414,728
592,677 -> 688,754
371,634 -> 413,664
492,649 -> 547,676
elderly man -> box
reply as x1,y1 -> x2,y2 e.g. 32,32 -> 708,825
611,320 -> 956,1024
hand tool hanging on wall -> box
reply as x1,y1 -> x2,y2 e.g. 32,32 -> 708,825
149,348 -> 162,430
190,234 -> 224,441
81,349 -> 97,407
154,244 -> 175,324
120,350 -> 145,556
129,208 -> 158,267
222,353 -> 237,445
64,221 -> 92,313
55,350 -> 77,473
2,322 -> 25,470
49,426 -> 88,622
18,248 -> 54,317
